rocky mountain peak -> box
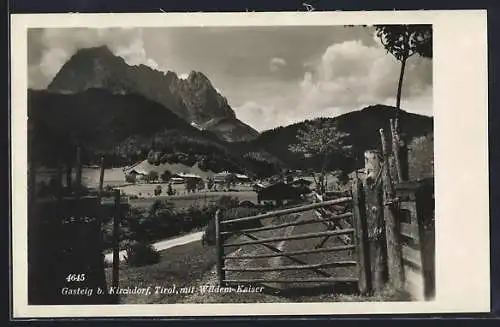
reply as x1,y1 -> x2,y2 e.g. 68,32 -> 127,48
46,46 -> 258,142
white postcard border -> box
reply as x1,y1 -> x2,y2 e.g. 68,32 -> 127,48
10,10 -> 490,318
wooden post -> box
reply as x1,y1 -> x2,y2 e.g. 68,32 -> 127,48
363,150 -> 388,292
66,163 -> 73,190
352,177 -> 371,294
98,156 -> 105,194
390,119 -> 409,182
415,183 -> 435,300
215,209 -> 225,286
380,129 -> 404,290
399,136 -> 409,182
112,189 -> 121,289
97,156 -> 106,257
56,157 -> 63,200
364,150 -> 380,185
75,145 -> 82,197
28,119 -> 36,202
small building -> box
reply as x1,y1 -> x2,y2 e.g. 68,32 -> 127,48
252,182 -> 266,192
175,172 -> 202,181
256,182 -> 311,207
124,169 -> 146,182
170,177 -> 185,184
213,171 -> 234,184
213,171 -> 237,191
235,173 -> 251,184
174,173 -> 204,193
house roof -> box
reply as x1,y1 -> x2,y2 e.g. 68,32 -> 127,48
127,169 -> 147,175
290,178 -> 312,185
176,173 -> 202,179
123,160 -> 216,178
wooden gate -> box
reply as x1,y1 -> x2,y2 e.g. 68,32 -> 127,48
214,187 -> 371,293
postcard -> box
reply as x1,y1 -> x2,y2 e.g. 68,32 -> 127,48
10,10 -> 489,318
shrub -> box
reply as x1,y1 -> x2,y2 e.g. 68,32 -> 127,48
125,173 -> 136,183
216,195 -> 240,209
408,132 -> 434,180
160,170 -> 172,182
145,171 -> 159,183
124,241 -> 160,267
202,206 -> 264,246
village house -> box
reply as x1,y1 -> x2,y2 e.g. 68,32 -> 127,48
256,182 -> 311,207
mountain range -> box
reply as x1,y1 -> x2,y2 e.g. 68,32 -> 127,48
28,45 -> 434,178
47,46 -> 259,142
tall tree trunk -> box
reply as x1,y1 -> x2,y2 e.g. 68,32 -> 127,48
395,56 -> 407,116
393,56 -> 409,182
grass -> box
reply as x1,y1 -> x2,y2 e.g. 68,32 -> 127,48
105,241 -> 218,304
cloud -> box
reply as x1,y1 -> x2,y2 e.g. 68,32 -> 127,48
233,38 -> 432,130
28,28 -> 163,89
269,57 -> 287,72
297,39 -> 432,116
233,101 -> 282,132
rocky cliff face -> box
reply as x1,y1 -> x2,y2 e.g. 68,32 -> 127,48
47,46 -> 258,142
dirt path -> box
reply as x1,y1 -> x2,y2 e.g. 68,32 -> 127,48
104,231 -> 203,264
266,223 -> 299,288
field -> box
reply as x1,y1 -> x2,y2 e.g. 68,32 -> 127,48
122,186 -> 258,210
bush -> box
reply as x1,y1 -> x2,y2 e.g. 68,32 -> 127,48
202,206 -> 264,246
216,195 -> 240,209
124,241 -> 160,267
408,132 -> 434,180
125,173 -> 136,183
160,170 -> 172,182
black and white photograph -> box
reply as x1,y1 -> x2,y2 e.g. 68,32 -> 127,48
11,11 -> 489,317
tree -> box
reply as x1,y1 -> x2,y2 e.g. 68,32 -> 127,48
207,177 -> 214,191
374,25 -> 432,113
288,119 -> 351,194
160,170 -> 172,182
125,173 -> 137,183
145,171 -> 159,183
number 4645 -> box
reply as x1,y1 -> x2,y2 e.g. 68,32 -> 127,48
66,274 -> 86,282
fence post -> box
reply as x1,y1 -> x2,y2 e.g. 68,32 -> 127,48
416,183 -> 436,300
363,150 -> 388,292
380,129 -> 404,290
75,145 -> 82,193
28,119 -> 36,203
97,156 -> 105,256
352,176 -> 371,294
112,189 -> 121,290
390,119 -> 409,182
215,209 -> 225,286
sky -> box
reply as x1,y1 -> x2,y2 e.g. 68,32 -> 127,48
28,26 -> 432,132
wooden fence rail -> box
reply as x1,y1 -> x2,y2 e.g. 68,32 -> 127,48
224,229 -> 355,248
220,197 -> 352,225
221,212 -> 353,235
222,244 -> 356,260
215,190 -> 361,290
223,260 -> 357,272
223,277 -> 358,284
